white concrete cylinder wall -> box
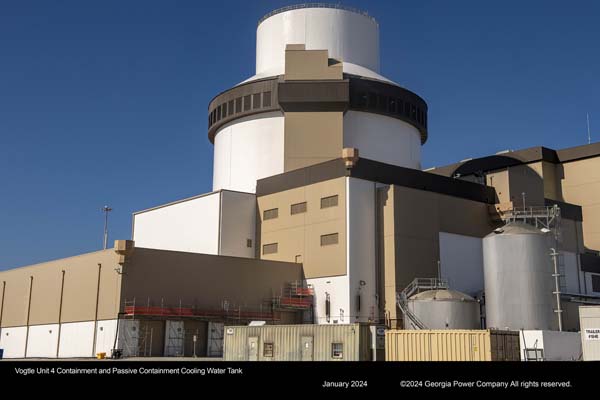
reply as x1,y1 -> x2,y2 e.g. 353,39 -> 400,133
343,111 -> 422,170
25,324 -> 59,358
256,8 -> 379,77
0,326 -> 27,358
57,321 -> 95,358
212,112 -> 284,193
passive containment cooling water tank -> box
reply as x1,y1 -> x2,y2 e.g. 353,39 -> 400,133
483,223 -> 556,330
405,289 -> 481,330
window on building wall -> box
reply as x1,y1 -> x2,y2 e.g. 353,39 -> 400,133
592,274 -> 600,292
263,91 -> 272,107
378,95 -> 387,112
228,100 -> 234,116
263,208 -> 278,220
404,102 -> 410,117
320,233 -> 339,246
396,99 -> 403,116
253,93 -> 261,109
358,92 -> 368,108
388,97 -> 396,114
291,202 -> 307,215
235,97 -> 242,113
331,343 -> 344,359
411,104 -> 417,121
246,239 -> 252,248
320,195 -> 338,209
221,102 -> 227,117
216,106 -> 221,121
243,95 -> 251,111
368,93 -> 377,109
263,243 -> 278,255
263,342 -> 274,357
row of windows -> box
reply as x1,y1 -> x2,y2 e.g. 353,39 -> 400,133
262,232 -> 339,255
208,91 -> 272,127
261,342 -> 344,359
350,91 -> 427,128
263,195 -> 338,221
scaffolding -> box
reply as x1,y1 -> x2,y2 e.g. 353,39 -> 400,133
272,281 -> 314,310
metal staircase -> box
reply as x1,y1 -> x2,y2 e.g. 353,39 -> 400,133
396,278 -> 449,330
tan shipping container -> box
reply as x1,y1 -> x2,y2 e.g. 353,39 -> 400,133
386,329 -> 520,361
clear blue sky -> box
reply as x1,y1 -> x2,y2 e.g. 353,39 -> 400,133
1,0 -> 599,269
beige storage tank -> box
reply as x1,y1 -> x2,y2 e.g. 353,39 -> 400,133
405,289 -> 480,330
385,329 -> 520,361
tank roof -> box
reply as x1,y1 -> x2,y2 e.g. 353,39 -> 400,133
258,3 -> 377,26
485,222 -> 548,238
410,289 -> 476,302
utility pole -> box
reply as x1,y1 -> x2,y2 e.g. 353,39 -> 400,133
102,205 -> 112,250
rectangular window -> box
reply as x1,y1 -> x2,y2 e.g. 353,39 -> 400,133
397,99 -> 403,115
216,105 -> 221,121
525,348 -> 544,361
252,93 -> 261,109
235,97 -> 242,113
320,233 -> 339,246
368,92 -> 377,109
263,243 -> 278,255
291,202 -> 307,215
228,100 -> 234,116
331,343 -> 343,359
404,102 -> 410,117
263,208 -> 278,220
263,342 -> 274,357
263,91 -> 272,107
411,104 -> 417,121
221,102 -> 227,117
243,95 -> 251,111
320,195 -> 338,209
378,94 -> 387,112
388,97 -> 396,114
209,114 -> 212,127
592,274 -> 600,292
246,239 -> 252,248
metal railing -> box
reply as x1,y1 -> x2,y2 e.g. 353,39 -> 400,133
258,3 -> 377,26
396,278 -> 448,330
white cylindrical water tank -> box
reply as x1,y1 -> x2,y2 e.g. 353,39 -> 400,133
483,223 -> 556,330
256,5 -> 379,78
405,289 -> 481,330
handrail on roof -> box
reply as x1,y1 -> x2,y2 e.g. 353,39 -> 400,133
258,3 -> 377,26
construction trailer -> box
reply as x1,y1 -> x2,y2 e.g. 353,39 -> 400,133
223,323 -> 384,361
580,306 -> 600,361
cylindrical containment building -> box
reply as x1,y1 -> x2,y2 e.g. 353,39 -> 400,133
483,223 -> 556,330
404,289 -> 481,330
208,5 -> 428,193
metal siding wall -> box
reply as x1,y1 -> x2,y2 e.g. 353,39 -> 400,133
57,321 -> 95,358
0,326 -> 28,358
26,324 -> 59,358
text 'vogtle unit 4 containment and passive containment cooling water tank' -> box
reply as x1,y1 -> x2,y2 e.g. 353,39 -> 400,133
483,222 -> 556,330
405,289 -> 481,330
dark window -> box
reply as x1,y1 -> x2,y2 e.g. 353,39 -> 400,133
235,97 -> 242,113
404,102 -> 410,117
263,91 -> 272,107
263,208 -> 279,220
291,202 -> 307,215
593,274 -> 600,292
325,293 -> 331,322
388,97 -> 396,114
209,113 -> 212,127
216,106 -> 221,121
331,343 -> 343,359
411,105 -> 417,121
263,243 -> 278,255
253,93 -> 261,109
246,239 -> 252,248
378,95 -> 387,112
243,95 -> 251,111
368,93 -> 377,109
221,103 -> 227,117
320,195 -> 338,209
358,92 -> 368,108
263,343 -> 274,357
228,100 -> 234,117
396,99 -> 403,115
320,233 -> 339,246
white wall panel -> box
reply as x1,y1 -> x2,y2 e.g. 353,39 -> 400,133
213,112 -> 284,193
26,324 -> 59,358
0,326 -> 27,358
307,275 -> 349,325
256,8 -> 379,76
347,178 -> 378,323
133,192 -> 220,254
343,111 -> 422,169
439,232 -> 484,296
57,321 -> 95,358
219,191 -> 256,258
95,319 -> 118,356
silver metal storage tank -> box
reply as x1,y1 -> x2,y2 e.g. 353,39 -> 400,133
483,223 -> 556,330
404,289 -> 480,330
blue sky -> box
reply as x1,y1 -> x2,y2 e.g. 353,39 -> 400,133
1,0 -> 599,269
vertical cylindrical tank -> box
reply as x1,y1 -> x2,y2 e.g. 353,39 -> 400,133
483,223 -> 556,330
405,289 -> 481,330
256,5 -> 380,77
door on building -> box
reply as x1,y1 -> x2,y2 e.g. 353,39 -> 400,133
301,336 -> 314,361
248,337 -> 259,361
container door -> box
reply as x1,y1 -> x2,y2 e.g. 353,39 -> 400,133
248,337 -> 259,361
301,336 -> 314,361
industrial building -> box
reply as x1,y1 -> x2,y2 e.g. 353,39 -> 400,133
1,4 -> 600,360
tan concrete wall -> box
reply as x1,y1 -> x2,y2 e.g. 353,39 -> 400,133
121,248 -> 304,309
258,177 -> 347,278
0,250 -> 122,328
284,48 -> 342,81
561,157 -> 600,251
284,112 -> 343,172
486,164 -> 546,207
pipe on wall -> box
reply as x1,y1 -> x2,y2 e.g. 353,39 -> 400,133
55,270 -> 66,358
